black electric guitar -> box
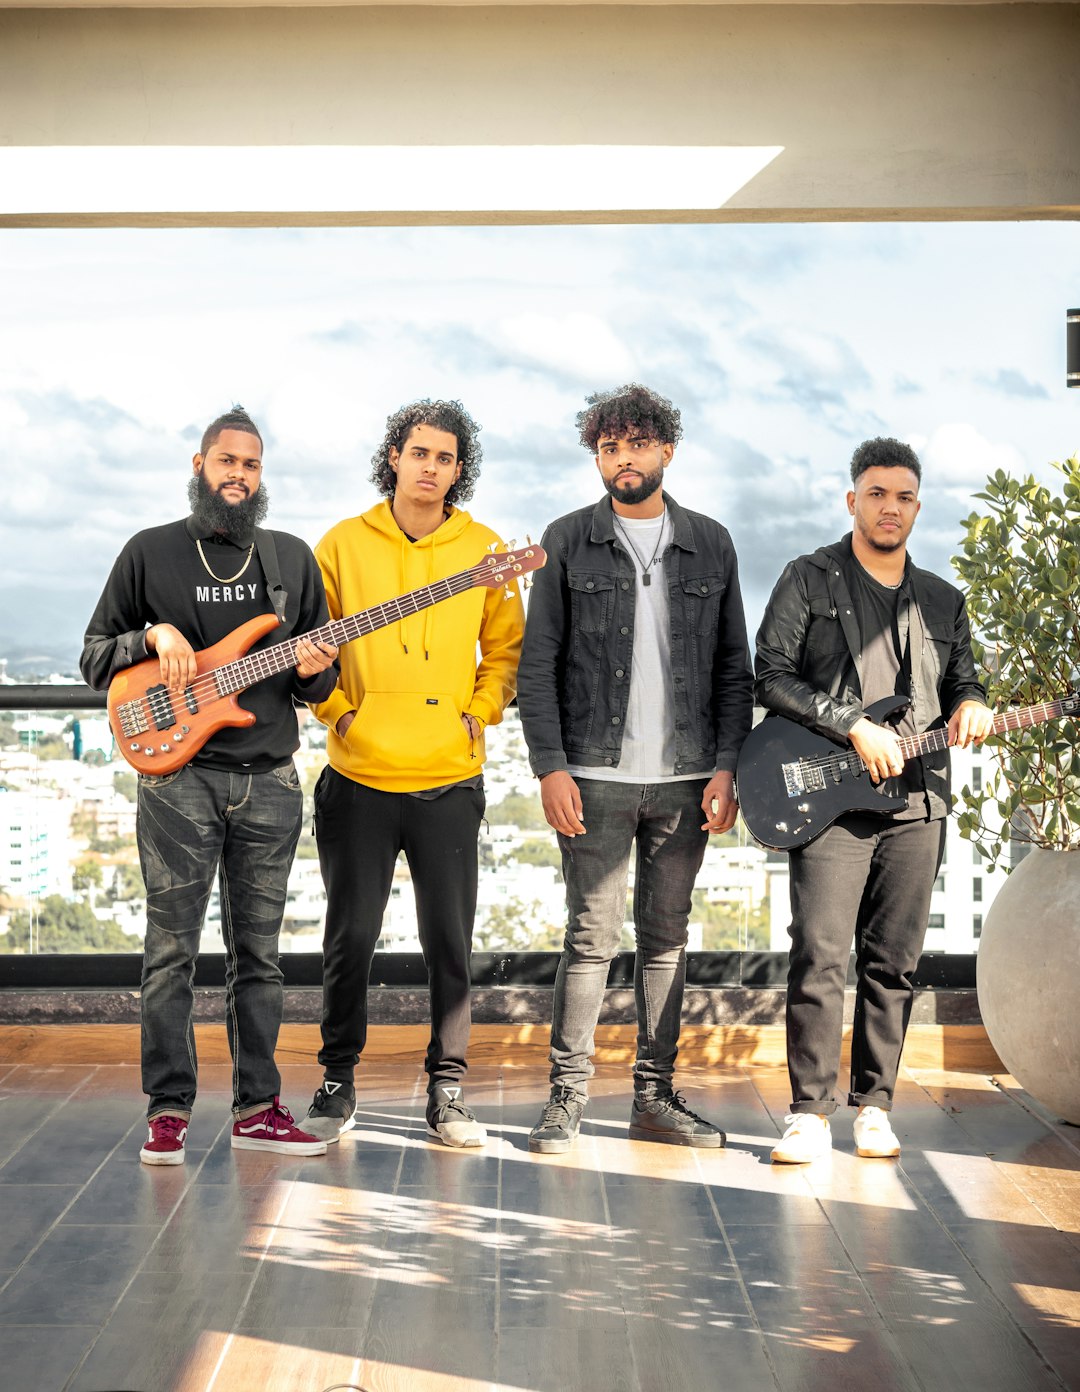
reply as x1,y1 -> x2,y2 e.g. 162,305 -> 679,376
736,690 -> 1080,851
108,545 -> 545,775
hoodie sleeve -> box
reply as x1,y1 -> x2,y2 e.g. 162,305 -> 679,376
464,572 -> 525,729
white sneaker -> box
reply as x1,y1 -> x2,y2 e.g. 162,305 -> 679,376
770,1113 -> 832,1164
853,1105 -> 901,1158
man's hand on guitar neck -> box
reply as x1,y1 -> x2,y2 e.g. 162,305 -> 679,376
848,716 -> 905,784
145,624 -> 197,693
295,637 -> 338,678
947,699 -> 994,749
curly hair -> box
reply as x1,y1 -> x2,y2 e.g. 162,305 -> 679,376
370,399 -> 482,505
850,436 -> 922,486
200,404 -> 262,457
576,383 -> 684,453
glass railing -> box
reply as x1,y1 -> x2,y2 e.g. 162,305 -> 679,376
0,687 -> 987,986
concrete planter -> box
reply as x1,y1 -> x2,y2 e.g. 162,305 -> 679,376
976,848 -> 1080,1124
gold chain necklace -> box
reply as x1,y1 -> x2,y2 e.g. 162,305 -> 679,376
196,538 -> 255,584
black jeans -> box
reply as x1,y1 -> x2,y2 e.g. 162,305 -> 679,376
550,778 -> 709,1098
314,768 -> 485,1089
137,762 -> 304,1118
785,811 -> 946,1114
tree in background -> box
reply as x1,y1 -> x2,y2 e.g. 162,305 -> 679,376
4,895 -> 141,953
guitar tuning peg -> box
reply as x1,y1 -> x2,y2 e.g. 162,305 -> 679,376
523,575 -> 534,591
488,541 -> 498,554
507,538 -> 517,551
504,586 -> 514,600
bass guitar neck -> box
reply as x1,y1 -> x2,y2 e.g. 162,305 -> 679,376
108,545 -> 545,775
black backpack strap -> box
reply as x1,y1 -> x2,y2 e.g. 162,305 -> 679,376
254,528 -> 288,626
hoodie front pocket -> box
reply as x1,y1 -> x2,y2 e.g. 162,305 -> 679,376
343,690 -> 466,780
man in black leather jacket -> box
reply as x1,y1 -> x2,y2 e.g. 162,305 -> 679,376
517,383 -> 753,1154
755,437 -> 992,1164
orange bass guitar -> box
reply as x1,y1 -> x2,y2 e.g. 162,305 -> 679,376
107,546 -> 545,776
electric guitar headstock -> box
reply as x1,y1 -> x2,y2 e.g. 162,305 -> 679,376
477,542 -> 547,595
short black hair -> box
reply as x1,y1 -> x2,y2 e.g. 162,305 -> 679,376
850,436 -> 922,486
200,405 -> 263,457
576,383 -> 683,453
370,399 -> 482,506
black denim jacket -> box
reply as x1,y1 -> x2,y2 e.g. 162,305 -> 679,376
517,493 -> 753,779
754,534 -> 987,819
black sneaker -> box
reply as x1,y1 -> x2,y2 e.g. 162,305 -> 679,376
304,1080 -> 356,1143
426,1084 -> 487,1148
528,1086 -> 586,1154
629,1091 -> 726,1148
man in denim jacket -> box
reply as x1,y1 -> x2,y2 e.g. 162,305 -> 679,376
517,384 -> 753,1153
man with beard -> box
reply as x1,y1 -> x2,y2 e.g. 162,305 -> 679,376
81,405 -> 338,1165
755,437 -> 992,1163
516,383 -> 753,1153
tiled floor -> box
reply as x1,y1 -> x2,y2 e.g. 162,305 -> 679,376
0,1045 -> 1078,1391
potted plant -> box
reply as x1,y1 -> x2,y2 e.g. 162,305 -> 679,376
951,454 -> 1080,1122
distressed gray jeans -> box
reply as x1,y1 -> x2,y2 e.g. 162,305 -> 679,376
136,762 -> 303,1118
550,777 -> 710,1098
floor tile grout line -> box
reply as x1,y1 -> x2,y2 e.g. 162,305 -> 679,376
491,1066 -> 504,1392
905,1070 -> 1080,1233
985,1076 -> 1080,1161
595,1117 -> 642,1392
0,1099 -> 149,1302
0,1062 -> 106,1183
887,1076 -> 1076,1392
203,1172 -> 300,1392
353,1064 -> 423,1391
694,1148 -> 785,1392
61,1108 -> 235,1392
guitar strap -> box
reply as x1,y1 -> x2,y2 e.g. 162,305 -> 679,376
253,528 -> 289,626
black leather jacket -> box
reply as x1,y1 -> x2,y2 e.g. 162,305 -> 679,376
518,492 -> 753,779
754,534 -> 987,818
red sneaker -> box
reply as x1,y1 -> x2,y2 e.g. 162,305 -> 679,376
231,1098 -> 327,1155
140,1113 -> 188,1166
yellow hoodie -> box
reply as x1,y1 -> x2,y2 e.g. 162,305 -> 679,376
310,500 -> 524,793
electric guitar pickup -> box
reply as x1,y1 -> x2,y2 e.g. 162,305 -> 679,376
107,545 -> 545,775
736,690 -> 1080,851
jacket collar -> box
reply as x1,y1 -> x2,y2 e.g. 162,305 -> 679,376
589,491 -> 696,552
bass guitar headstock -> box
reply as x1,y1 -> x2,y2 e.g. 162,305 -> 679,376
478,543 -> 547,595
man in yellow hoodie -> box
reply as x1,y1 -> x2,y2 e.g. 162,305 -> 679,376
305,399 -> 524,1147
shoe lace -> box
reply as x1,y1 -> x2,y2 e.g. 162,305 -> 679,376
540,1089 -> 580,1126
153,1114 -> 186,1139
266,1098 -> 296,1134
434,1097 -> 476,1122
653,1091 -> 707,1125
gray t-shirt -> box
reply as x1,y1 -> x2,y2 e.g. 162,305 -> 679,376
568,510 -> 710,785
847,558 -> 930,820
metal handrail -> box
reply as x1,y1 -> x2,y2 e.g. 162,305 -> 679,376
0,684 -> 105,711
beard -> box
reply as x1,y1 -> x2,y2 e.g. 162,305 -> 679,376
603,464 -> 664,508
187,470 -> 269,540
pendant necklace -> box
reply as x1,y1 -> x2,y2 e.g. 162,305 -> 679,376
614,514 -> 666,587
196,538 -> 255,584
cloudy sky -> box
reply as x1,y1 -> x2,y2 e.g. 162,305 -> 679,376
0,220 -> 1077,675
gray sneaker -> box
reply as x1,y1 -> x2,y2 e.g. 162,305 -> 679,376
426,1084 -> 487,1148
304,1080 -> 356,1143
629,1091 -> 725,1148
528,1086 -> 586,1154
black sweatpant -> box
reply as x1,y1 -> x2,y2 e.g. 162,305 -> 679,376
785,811 -> 946,1114
313,767 -> 485,1090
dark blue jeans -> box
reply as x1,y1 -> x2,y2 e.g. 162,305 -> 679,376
786,811 -> 947,1114
136,762 -> 304,1119
550,777 -> 709,1098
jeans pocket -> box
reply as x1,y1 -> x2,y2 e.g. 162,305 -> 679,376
139,768 -> 186,790
269,762 -> 302,792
